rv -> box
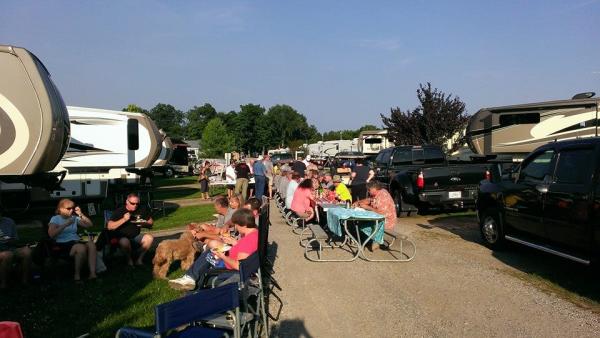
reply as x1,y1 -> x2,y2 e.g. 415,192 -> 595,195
47,106 -> 163,200
466,93 -> 599,159
0,45 -> 70,181
306,139 -> 358,159
0,45 -> 71,211
152,136 -> 175,176
358,130 -> 394,160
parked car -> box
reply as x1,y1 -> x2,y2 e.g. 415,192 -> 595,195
271,153 -> 294,165
477,138 -> 600,265
374,145 -> 490,216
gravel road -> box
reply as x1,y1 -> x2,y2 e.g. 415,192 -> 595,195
268,205 -> 600,337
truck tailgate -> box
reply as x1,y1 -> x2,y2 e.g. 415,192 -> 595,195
422,164 -> 488,191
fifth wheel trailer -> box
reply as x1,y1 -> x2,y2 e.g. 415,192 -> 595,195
0,45 -> 70,211
466,93 -> 599,160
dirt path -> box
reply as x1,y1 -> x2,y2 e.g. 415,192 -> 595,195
268,204 -> 600,337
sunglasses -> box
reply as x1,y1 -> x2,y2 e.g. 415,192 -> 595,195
127,200 -> 139,206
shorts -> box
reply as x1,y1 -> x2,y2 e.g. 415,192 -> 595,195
227,183 -> 235,190
53,240 -> 84,257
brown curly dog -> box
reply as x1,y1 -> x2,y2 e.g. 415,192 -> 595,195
152,223 -> 201,279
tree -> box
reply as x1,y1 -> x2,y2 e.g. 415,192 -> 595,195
186,103 -> 217,140
234,103 -> 266,154
381,83 -> 468,147
148,103 -> 185,138
122,104 -> 148,114
201,118 -> 235,157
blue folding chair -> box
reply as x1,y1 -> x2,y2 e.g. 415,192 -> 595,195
116,283 -> 240,338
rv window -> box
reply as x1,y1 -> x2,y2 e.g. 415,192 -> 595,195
392,149 -> 411,165
365,138 -> 382,144
424,148 -> 445,164
127,119 -> 139,150
520,150 -> 554,182
554,149 -> 594,184
499,113 -> 540,127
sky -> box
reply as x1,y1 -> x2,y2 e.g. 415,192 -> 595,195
1,0 -> 599,132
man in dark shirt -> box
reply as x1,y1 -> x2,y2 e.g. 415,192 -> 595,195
234,160 -> 251,200
292,157 -> 307,177
350,160 -> 374,201
105,193 -> 154,266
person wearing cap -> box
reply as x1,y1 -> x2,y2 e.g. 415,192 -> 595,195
332,175 -> 352,203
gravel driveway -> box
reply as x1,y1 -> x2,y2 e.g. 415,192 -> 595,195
268,206 -> 600,337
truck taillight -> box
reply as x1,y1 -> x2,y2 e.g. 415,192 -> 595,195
416,171 -> 424,189
484,170 -> 491,181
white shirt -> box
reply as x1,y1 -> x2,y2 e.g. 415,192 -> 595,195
225,165 -> 236,184
286,180 -> 299,209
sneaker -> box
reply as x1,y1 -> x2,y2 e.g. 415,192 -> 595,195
96,254 -> 107,274
168,275 -> 196,291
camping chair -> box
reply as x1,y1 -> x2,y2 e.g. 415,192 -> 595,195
198,252 -> 268,338
116,283 -> 241,338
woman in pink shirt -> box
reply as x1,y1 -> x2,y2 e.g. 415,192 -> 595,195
291,179 -> 316,222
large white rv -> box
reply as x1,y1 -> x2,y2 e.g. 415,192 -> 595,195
0,45 -> 71,211
466,93 -> 600,159
47,106 -> 163,200
358,130 -> 394,159
306,139 -> 358,158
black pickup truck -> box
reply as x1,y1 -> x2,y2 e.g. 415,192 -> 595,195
477,138 -> 600,265
374,145 -> 490,215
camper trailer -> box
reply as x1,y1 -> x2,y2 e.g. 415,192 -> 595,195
152,136 -> 175,176
466,93 -> 600,159
0,45 -> 70,180
358,130 -> 394,160
46,106 -> 163,200
0,45 -> 71,211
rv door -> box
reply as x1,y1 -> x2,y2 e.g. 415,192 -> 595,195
127,118 -> 139,166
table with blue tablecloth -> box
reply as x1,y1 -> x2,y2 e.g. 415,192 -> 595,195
326,207 -> 385,245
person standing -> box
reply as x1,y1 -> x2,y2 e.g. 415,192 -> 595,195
350,159 -> 374,202
292,157 -> 307,178
263,154 -> 274,199
235,160 -> 251,200
253,155 -> 267,201
198,160 -> 212,200
225,160 -> 237,198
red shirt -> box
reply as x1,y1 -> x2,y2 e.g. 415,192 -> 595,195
226,230 -> 258,270
291,187 -> 313,215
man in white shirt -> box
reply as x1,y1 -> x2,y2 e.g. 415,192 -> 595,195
285,172 -> 302,210
225,160 -> 236,198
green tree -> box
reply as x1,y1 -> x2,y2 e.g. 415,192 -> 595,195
122,104 -> 148,114
148,103 -> 185,138
201,118 -> 235,157
381,83 -> 468,147
234,103 -> 266,154
186,103 -> 217,140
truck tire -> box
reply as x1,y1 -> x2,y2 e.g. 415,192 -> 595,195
479,209 -> 505,250
165,167 -> 174,178
393,189 -> 412,217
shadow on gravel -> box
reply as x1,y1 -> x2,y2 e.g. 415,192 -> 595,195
421,214 -> 600,308
270,318 -> 314,338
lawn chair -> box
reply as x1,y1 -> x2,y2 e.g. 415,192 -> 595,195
116,283 -> 241,338
198,252 -> 268,338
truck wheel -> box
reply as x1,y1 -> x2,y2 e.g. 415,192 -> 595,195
393,189 -> 409,217
479,209 -> 505,250
165,167 -> 174,177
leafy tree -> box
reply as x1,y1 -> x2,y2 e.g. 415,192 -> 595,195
186,103 -> 217,140
201,118 -> 235,157
148,103 -> 185,138
122,104 -> 148,114
234,103 -> 266,154
381,83 -> 468,147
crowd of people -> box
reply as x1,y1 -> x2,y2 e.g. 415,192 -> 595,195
0,155 -> 395,289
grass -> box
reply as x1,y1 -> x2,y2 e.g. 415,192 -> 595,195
153,185 -> 226,201
152,176 -> 198,187
3,204 -> 217,337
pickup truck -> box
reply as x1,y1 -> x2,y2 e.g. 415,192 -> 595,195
374,145 -> 490,216
476,138 -> 600,265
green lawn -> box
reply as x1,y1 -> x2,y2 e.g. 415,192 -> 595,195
152,176 -> 198,187
153,185 -> 226,201
3,204 -> 218,337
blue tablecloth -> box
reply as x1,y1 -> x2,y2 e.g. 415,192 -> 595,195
326,208 -> 385,244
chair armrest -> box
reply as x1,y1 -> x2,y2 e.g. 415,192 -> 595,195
198,268 -> 237,289
115,327 -> 156,338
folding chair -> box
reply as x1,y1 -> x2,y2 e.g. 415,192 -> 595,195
116,283 -> 240,338
198,252 -> 268,338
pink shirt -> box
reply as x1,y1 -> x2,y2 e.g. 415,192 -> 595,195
226,230 -> 258,270
291,187 -> 313,215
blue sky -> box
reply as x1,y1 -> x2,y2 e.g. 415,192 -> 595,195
1,0 -> 599,131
